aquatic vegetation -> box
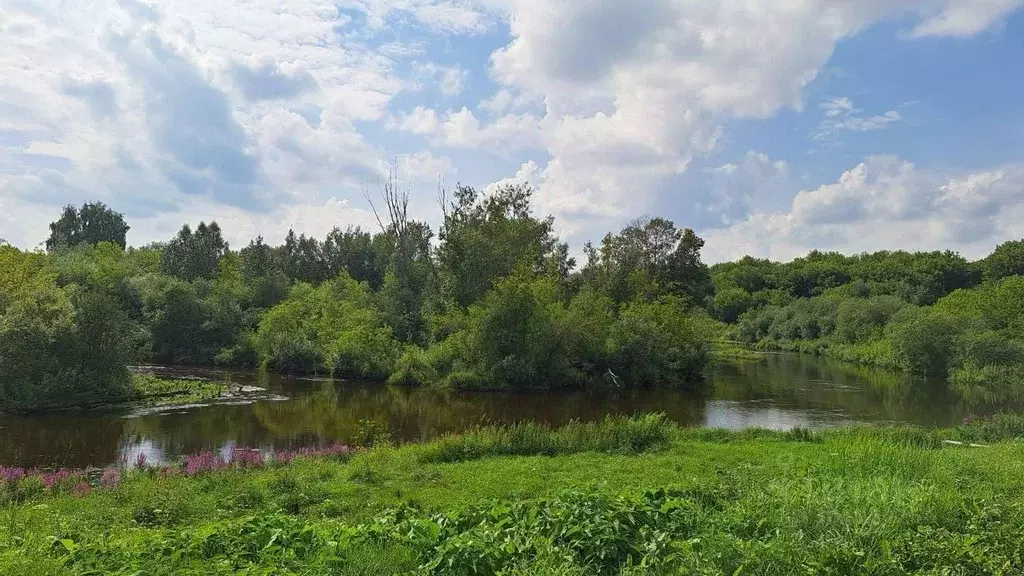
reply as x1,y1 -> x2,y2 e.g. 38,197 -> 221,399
130,373 -> 227,407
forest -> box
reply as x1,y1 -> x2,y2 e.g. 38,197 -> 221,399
2,181 -> 1024,411
0,183 -> 711,411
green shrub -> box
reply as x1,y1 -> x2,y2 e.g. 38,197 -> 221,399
885,308 -> 959,377
386,347 -> 438,387
607,298 -> 708,387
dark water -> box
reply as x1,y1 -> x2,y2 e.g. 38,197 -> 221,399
0,354 -> 969,468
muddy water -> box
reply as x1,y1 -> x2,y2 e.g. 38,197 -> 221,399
0,354 -> 966,468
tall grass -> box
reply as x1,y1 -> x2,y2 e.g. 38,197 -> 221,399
420,413 -> 675,463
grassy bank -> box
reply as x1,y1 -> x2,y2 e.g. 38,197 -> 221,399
3,414 -> 1024,574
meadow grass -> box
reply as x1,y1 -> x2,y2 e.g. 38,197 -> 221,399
3,415 -> 1024,574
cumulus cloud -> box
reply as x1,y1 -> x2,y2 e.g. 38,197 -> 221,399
391,106 -> 542,151
473,0 -> 1021,236
0,0 -> 408,247
700,157 -> 1024,263
1,0 -> 1023,255
911,0 -> 1023,37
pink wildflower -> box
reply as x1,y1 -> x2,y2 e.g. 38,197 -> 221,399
99,468 -> 121,488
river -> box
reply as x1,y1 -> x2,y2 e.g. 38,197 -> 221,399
0,353 -> 968,468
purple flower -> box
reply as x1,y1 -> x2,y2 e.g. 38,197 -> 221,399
99,468 -> 121,488
182,451 -> 226,476
230,448 -> 264,469
135,452 -> 148,469
0,466 -> 27,483
73,482 -> 92,497
41,469 -> 71,490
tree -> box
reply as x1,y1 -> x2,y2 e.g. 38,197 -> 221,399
46,202 -> 130,252
436,182 -> 573,310
366,166 -> 436,343
580,217 -> 712,306
981,240 -> 1024,281
161,222 -> 229,280
0,280 -> 132,411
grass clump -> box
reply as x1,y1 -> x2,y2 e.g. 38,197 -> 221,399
130,373 -> 226,406
420,413 -> 675,463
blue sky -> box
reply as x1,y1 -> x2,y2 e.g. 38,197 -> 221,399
1,1 -> 1023,262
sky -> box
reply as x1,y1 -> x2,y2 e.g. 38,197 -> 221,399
1,0 -> 1023,263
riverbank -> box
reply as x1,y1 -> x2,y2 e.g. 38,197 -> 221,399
3,414 -> 1024,574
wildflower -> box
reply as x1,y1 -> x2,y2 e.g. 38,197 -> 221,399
0,466 -> 27,484
73,482 -> 92,497
230,448 -> 264,469
183,451 -> 226,476
100,468 -> 121,488
135,452 -> 148,469
42,469 -> 71,490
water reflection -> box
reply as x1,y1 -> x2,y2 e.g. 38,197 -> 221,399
0,353 -> 969,468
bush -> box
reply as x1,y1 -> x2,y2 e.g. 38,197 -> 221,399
607,298 -> 708,387
255,273 -> 401,378
833,295 -> 908,344
386,347 -> 438,387
885,308 -> 959,377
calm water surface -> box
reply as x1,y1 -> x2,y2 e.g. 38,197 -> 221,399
0,354 -> 969,468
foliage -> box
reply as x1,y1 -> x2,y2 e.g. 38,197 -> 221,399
580,217 -> 713,306
0,282 -> 131,411
254,273 -> 400,377
46,202 -> 130,252
161,222 -> 229,281
980,239 -> 1024,281
420,413 -> 674,463
607,298 -> 708,387
436,183 -> 572,309
130,374 -> 227,406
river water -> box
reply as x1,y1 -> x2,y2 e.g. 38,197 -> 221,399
0,354 -> 968,468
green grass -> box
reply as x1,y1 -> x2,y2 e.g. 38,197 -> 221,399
129,373 -> 228,407
4,415 -> 1024,574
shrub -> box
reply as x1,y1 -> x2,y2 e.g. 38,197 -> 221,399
885,308 -> 959,377
607,297 -> 708,387
255,273 -> 401,378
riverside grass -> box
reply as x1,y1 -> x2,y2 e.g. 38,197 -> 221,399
4,415 -> 1024,575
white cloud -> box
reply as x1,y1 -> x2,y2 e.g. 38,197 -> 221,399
475,0 -> 1019,236
911,0 -> 1023,37
814,97 -> 901,140
700,157 -> 1024,263
1,0 -> 1023,256
412,62 -> 468,96
702,151 -> 790,225
391,106 -> 542,151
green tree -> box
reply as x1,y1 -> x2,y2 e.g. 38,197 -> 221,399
436,183 -> 572,309
161,222 -> 229,281
981,240 -> 1024,281
581,218 -> 712,306
46,202 -> 130,252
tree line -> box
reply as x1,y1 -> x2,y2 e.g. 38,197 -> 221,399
713,243 -> 1024,405
0,186 -> 714,411
4,190 -> 1024,411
